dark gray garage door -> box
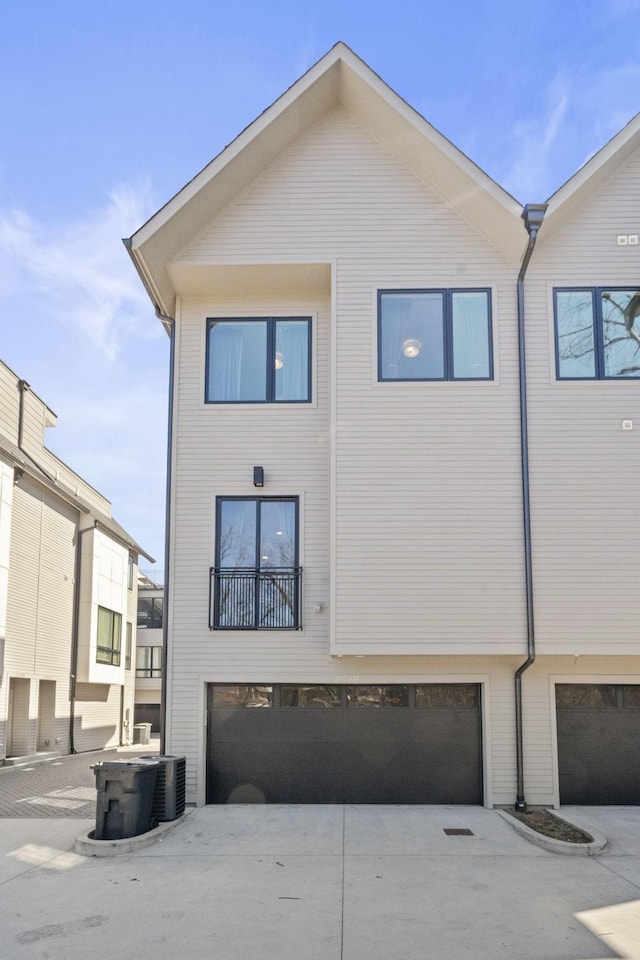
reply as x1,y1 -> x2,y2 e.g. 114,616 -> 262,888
134,703 -> 161,733
556,684 -> 640,804
207,683 -> 482,804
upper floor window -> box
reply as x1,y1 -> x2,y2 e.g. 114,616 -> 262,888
206,317 -> 311,403
378,289 -> 492,381
137,596 -> 163,629
96,606 -> 121,666
555,288 -> 640,379
125,622 -> 132,670
127,554 -> 134,590
136,645 -> 162,678
210,496 -> 301,629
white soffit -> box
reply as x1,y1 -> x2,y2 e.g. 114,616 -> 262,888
167,262 -> 332,298
128,43 -> 525,314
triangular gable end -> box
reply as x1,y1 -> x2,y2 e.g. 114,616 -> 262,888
126,42 -> 525,317
542,110 -> 640,236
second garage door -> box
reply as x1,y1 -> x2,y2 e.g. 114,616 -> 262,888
207,683 -> 482,804
556,683 -> 640,804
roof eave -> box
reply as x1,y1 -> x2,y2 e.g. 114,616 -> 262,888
543,110 -> 640,231
127,41 -> 527,309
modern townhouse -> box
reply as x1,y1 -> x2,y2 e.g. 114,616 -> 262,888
0,359 -> 153,761
126,43 -> 640,808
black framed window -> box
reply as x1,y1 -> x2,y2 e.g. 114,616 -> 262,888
211,496 -> 301,629
281,685 -> 341,707
346,685 -> 409,707
137,596 -> 163,629
206,317 -> 311,402
96,606 -> 122,666
378,289 -> 492,381
211,684 -> 273,707
555,288 -> 640,379
135,646 -> 162,678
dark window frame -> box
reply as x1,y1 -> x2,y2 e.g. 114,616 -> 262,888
554,286 -> 640,380
135,645 -> 162,678
377,287 -> 494,382
205,316 -> 312,404
210,495 -> 302,630
137,596 -> 163,629
96,606 -> 122,666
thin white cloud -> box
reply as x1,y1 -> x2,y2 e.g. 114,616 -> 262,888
501,62 -> 640,201
608,0 -> 640,13
501,78 -> 569,201
0,182 -> 169,563
0,182 -> 158,362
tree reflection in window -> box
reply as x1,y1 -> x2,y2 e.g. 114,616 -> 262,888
215,497 -> 300,629
346,685 -> 409,707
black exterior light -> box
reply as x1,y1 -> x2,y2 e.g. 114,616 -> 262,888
253,466 -> 264,487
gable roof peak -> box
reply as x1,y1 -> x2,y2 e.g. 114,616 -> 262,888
126,42 -> 525,316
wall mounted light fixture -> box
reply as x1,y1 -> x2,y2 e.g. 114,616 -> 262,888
253,466 -> 264,487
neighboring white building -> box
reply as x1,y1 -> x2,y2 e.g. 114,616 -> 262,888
0,359 -> 153,761
134,577 -> 163,733
126,43 -> 640,808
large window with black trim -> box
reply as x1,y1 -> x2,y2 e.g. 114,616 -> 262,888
136,646 -> 162,678
378,289 -> 493,381
554,288 -> 640,379
96,606 -> 122,666
205,317 -> 311,402
137,596 -> 163,629
210,496 -> 301,629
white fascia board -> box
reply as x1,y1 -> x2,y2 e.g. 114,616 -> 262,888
129,46 -> 345,250
129,42 -> 526,271
544,110 -> 640,228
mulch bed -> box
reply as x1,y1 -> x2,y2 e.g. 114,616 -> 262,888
507,808 -> 593,843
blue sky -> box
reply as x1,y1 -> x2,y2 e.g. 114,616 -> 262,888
1,0 -> 639,573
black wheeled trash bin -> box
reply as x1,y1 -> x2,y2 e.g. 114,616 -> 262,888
134,755 -> 186,821
92,760 -> 160,840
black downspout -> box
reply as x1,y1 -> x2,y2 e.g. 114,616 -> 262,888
70,522 -> 96,753
17,380 -> 27,450
514,203 -> 547,812
16,380 -> 56,483
121,237 -> 174,757
158,309 -> 175,757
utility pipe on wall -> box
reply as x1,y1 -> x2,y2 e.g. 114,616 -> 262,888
514,203 -> 547,812
16,380 -> 56,483
122,237 -> 174,756
157,308 -> 175,758
69,522 -> 97,753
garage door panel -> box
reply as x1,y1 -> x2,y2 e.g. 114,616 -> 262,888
207,683 -> 482,804
557,685 -> 640,804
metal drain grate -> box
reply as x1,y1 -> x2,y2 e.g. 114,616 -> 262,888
443,828 -> 474,836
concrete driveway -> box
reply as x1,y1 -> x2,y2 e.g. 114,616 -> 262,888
2,805 -> 640,959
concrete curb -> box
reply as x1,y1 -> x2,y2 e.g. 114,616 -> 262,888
496,809 -> 607,856
74,809 -> 193,857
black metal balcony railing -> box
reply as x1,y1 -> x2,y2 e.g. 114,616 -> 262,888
210,567 -> 303,629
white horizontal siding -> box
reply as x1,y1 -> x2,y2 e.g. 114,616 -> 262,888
74,683 -> 122,752
175,107 -> 526,657
526,145 -> 640,652
166,107 -> 535,801
0,364 -> 20,444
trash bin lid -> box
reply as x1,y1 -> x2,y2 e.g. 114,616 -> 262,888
91,760 -> 160,771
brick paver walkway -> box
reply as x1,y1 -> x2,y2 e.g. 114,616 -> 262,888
0,745 -> 158,818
